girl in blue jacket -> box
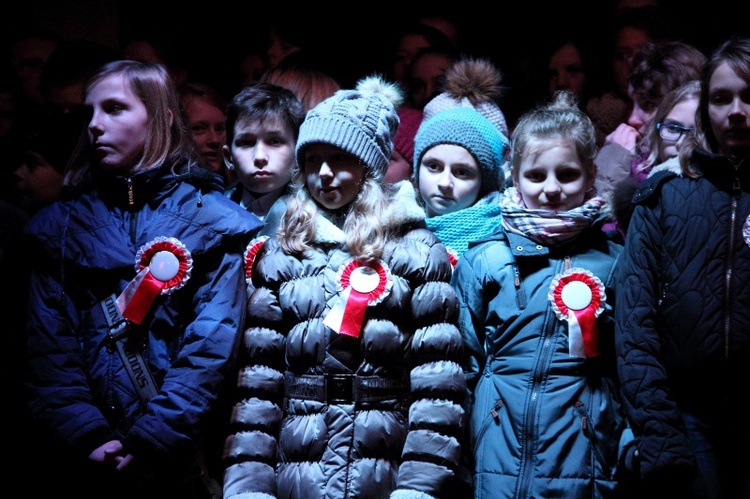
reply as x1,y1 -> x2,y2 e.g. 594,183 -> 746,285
452,90 -> 636,498
23,60 -> 262,498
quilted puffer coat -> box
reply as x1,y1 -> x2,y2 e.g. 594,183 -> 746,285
452,219 -> 635,498
223,183 -> 467,499
23,165 -> 262,491
616,148 -> 750,482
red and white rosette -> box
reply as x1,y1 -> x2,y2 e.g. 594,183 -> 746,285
323,258 -> 392,338
244,235 -> 269,284
446,246 -> 459,270
117,237 -> 193,324
548,267 -> 606,358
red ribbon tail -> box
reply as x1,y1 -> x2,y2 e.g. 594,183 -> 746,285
339,290 -> 369,338
575,307 -> 600,357
122,271 -> 163,324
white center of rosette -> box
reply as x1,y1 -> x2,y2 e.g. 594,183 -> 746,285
149,250 -> 180,281
561,280 -> 592,310
349,266 -> 379,293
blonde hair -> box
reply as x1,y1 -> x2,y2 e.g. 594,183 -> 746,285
64,60 -> 200,186
279,163 -> 391,263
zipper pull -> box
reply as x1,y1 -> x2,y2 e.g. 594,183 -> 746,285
490,398 -> 503,419
574,400 -> 588,430
127,177 -> 134,206
564,255 -> 571,271
733,176 -> 741,191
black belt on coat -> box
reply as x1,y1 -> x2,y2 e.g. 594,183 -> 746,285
284,372 -> 409,404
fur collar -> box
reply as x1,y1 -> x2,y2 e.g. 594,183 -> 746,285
647,156 -> 683,178
313,181 -> 425,244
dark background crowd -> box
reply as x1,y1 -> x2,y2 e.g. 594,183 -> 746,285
1,0 -> 745,96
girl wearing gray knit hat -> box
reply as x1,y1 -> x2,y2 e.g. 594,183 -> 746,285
224,75 -> 469,499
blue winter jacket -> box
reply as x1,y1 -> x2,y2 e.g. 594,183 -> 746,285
23,164 -> 262,480
452,219 -> 635,498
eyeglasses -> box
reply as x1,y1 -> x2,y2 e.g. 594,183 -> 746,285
656,122 -> 694,142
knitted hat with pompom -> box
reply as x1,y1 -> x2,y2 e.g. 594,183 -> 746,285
422,57 -> 508,138
296,75 -> 403,179
414,106 -> 509,198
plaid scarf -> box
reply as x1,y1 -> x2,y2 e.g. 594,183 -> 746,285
500,186 -> 606,246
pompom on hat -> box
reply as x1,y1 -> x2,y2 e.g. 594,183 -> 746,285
414,106 -> 509,198
422,57 -> 509,138
296,74 -> 403,179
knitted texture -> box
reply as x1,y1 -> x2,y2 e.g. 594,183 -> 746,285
424,94 -> 509,138
393,107 -> 423,165
296,78 -> 401,178
414,107 -> 508,197
426,192 -> 503,257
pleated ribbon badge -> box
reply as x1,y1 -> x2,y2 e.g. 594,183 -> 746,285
117,237 -> 192,324
324,258 -> 392,338
549,267 -> 605,358
244,235 -> 269,284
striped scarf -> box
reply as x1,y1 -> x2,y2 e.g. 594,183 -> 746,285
500,186 -> 606,246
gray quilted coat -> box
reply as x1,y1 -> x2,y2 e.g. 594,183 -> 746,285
223,182 -> 467,499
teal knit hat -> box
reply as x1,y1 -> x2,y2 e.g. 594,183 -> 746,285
413,107 -> 509,197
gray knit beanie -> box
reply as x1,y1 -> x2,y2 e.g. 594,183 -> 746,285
296,75 -> 403,178
414,107 -> 509,198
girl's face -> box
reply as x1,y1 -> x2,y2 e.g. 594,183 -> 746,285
86,73 -> 150,171
708,62 -> 750,158
657,97 -> 698,163
516,139 -> 593,211
304,143 -> 365,210
418,143 -> 482,217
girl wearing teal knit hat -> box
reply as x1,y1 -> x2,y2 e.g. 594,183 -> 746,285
413,106 -> 509,266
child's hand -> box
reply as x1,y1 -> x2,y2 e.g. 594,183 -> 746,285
88,439 -> 125,464
606,124 -> 641,153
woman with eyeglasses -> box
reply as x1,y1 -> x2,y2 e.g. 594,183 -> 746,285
608,80 -> 700,234
615,36 -> 750,499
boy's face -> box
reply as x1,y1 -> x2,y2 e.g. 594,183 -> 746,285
223,117 -> 296,195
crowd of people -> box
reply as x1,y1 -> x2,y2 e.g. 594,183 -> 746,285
2,3 -> 750,499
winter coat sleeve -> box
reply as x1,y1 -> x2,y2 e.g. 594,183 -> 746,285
223,241 -> 285,499
450,247 -> 490,394
615,201 -> 697,482
594,142 -> 637,197
392,229 -> 467,498
26,267 -> 116,455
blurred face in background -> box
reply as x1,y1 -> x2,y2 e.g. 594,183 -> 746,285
613,26 -> 650,98
409,52 -> 454,109
548,42 -> 586,98
393,33 -> 431,85
183,95 -> 227,173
